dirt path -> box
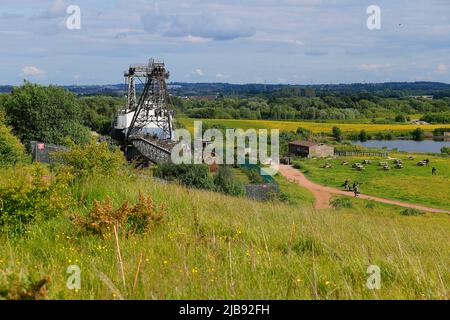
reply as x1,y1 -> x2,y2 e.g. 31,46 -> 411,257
279,164 -> 450,213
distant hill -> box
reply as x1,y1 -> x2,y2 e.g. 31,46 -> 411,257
1,81 -> 450,97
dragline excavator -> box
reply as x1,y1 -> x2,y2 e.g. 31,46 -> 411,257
111,59 -> 178,164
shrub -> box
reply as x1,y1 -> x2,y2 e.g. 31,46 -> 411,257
395,114 -> 406,122
213,166 -> 245,196
332,126 -> 343,142
0,115 -> 28,166
411,128 -> 425,141
358,130 -> 368,142
441,146 -> 450,155
0,272 -> 49,300
73,192 -> 168,238
400,208 -> 423,216
293,161 -> 305,170
154,163 -> 214,190
242,167 -> 264,183
52,139 -> 126,178
330,197 -> 353,209
0,165 -> 72,235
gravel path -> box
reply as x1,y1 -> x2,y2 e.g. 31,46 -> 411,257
278,164 -> 450,213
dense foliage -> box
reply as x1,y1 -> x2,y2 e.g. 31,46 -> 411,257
4,83 -> 91,145
0,164 -> 71,235
421,111 -> 450,124
154,163 -> 246,196
78,96 -> 123,134
0,113 -> 28,165
51,139 -> 126,178
173,93 -> 450,122
213,166 -> 245,196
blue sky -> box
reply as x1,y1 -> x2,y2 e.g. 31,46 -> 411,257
0,0 -> 449,85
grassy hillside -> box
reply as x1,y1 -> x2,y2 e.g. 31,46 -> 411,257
179,118 -> 450,134
295,153 -> 450,210
1,168 -> 448,300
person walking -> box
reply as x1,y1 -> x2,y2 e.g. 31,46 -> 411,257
343,179 -> 349,191
432,167 -> 437,175
354,183 -> 360,197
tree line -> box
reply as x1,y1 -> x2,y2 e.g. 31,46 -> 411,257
172,93 -> 450,123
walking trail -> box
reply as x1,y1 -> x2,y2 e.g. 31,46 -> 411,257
278,164 -> 449,214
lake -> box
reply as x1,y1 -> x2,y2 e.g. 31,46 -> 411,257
352,139 -> 450,153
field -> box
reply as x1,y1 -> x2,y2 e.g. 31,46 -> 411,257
295,153 -> 450,210
1,167 -> 449,300
179,117 -> 450,134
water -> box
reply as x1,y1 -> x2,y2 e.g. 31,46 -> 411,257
352,139 -> 450,153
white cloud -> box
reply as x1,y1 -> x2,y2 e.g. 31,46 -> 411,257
436,63 -> 448,74
31,0 -> 68,20
183,35 -> 212,44
141,10 -> 256,41
358,64 -> 394,71
195,69 -> 204,76
216,73 -> 229,80
21,66 -> 45,77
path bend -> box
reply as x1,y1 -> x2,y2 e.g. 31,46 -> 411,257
278,164 -> 450,214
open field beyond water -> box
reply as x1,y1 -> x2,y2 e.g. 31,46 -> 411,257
179,118 -> 450,134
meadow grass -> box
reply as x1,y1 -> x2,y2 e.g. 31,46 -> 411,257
179,117 -> 450,134
294,153 -> 450,210
0,171 -> 449,300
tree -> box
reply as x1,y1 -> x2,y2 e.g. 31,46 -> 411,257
395,114 -> 406,122
5,82 -> 90,145
411,128 -> 425,141
358,130 -> 368,142
332,126 -> 343,142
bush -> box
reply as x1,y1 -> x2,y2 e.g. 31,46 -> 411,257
395,114 -> 406,122
213,166 -> 245,196
52,139 -> 126,178
411,128 -> 425,141
440,146 -> 450,155
0,272 -> 49,300
358,130 -> 368,142
154,163 -> 214,190
0,165 -> 72,235
330,197 -> 353,209
72,192 -> 168,238
242,167 -> 264,183
0,115 -> 28,166
293,161 -> 305,170
332,126 -> 343,142
400,208 -> 423,216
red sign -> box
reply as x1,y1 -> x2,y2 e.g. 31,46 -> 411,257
37,143 -> 45,150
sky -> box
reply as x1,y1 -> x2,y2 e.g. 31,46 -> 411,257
0,0 -> 449,85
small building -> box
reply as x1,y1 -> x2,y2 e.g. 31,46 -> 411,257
288,140 -> 334,158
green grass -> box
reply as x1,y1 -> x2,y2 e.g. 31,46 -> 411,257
230,167 -> 251,184
1,170 -> 449,300
273,173 -> 315,207
295,153 -> 450,210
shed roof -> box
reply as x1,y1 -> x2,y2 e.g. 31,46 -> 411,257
288,140 -> 317,147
